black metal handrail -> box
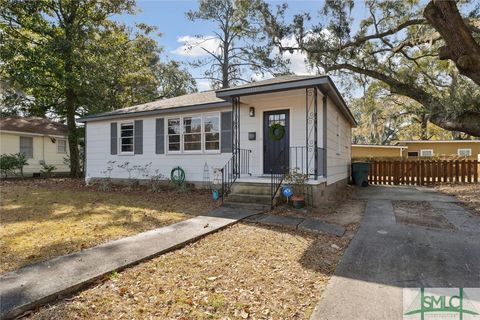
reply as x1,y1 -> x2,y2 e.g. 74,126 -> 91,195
220,148 -> 251,203
290,146 -> 326,178
270,168 -> 286,209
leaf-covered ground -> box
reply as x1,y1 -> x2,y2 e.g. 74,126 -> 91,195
27,223 -> 353,320
435,184 -> 480,216
0,178 -> 213,274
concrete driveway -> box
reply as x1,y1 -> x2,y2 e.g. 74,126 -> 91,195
311,186 -> 480,320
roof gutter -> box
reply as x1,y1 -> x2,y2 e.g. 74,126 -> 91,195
78,101 -> 230,123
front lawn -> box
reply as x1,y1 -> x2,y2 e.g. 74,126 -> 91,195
27,223 -> 351,320
0,179 -> 213,274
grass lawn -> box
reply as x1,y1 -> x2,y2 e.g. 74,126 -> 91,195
0,179 -> 213,274
27,223 -> 353,320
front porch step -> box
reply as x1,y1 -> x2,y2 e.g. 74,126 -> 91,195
226,193 -> 272,205
230,182 -> 271,195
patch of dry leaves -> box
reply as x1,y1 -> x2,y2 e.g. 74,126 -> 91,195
435,184 -> 480,216
393,201 -> 455,230
28,224 -> 351,320
0,178 -> 213,273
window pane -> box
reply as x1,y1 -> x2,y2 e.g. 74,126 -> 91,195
121,138 -> 133,145
58,139 -> 67,153
20,137 -> 33,158
184,142 -> 201,151
184,116 -> 201,133
168,143 -> 180,151
168,135 -> 180,143
206,141 -> 219,150
205,133 -> 219,142
204,116 -> 219,132
121,144 -> 133,152
184,133 -> 201,143
168,119 -> 180,134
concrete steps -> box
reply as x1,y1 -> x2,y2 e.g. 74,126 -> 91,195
223,182 -> 273,211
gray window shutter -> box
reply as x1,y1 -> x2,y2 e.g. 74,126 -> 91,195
155,118 -> 165,154
134,120 -> 143,154
110,122 -> 117,155
221,111 -> 232,153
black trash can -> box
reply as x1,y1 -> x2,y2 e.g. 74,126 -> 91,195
352,162 -> 370,187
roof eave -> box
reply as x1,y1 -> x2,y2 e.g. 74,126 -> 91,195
78,101 -> 230,123
215,75 -> 357,127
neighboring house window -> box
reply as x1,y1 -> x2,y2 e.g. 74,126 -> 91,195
57,139 -> 67,153
119,122 -> 134,153
420,149 -> 433,157
183,115 -> 202,151
204,114 -> 220,151
166,113 -> 220,153
19,136 -> 33,159
407,151 -> 419,157
457,148 -> 472,157
167,118 -> 181,152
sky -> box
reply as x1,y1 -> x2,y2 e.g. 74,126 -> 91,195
115,0 -> 372,92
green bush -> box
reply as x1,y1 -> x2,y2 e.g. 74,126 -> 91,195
0,153 -> 29,178
40,162 -> 57,178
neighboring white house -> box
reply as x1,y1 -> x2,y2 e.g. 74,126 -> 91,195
80,75 -> 356,206
0,117 -> 70,176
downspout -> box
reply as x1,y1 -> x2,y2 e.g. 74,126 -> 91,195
323,94 -> 328,178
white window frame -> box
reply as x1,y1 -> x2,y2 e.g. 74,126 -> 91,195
457,148 -> 472,157
182,114 -> 203,153
167,117 -> 182,153
420,149 -> 433,157
57,138 -> 67,154
165,112 -> 221,154
203,113 -> 221,153
119,122 -> 134,155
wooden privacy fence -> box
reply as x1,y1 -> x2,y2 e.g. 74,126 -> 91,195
368,160 -> 479,186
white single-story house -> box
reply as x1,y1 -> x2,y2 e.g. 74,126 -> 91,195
79,75 -> 357,207
0,117 -> 70,176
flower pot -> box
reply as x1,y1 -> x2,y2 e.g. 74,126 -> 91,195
291,195 -> 305,209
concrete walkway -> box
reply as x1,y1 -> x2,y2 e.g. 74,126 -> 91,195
311,186 -> 480,320
0,207 -> 259,320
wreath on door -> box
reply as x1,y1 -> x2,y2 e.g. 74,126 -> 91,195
268,123 -> 286,141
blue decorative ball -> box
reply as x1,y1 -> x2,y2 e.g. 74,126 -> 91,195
282,186 -> 293,198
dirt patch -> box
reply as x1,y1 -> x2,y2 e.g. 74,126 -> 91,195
0,178 -> 213,274
272,185 -> 365,238
435,184 -> 480,217
28,224 -> 351,320
393,201 -> 455,230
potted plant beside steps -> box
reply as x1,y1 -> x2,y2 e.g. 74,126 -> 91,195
284,169 -> 309,209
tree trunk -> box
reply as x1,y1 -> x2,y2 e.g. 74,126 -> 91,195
66,88 -> 81,178
424,0 -> 480,86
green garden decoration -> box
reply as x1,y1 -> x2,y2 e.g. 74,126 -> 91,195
268,123 -> 286,141
170,166 -> 186,184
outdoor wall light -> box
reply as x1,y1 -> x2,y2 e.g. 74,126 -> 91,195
248,132 -> 256,140
249,107 -> 255,117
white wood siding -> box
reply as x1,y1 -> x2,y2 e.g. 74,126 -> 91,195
85,108 -> 231,182
326,96 -> 352,185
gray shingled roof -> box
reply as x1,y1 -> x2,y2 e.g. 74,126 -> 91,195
81,91 -> 227,120
0,117 -> 68,136
79,75 -> 356,126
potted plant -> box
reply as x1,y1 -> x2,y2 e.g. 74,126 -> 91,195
284,168 -> 308,209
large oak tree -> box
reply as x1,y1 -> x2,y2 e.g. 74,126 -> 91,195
259,0 -> 480,137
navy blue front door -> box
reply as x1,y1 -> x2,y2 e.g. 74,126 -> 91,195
263,110 -> 289,174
